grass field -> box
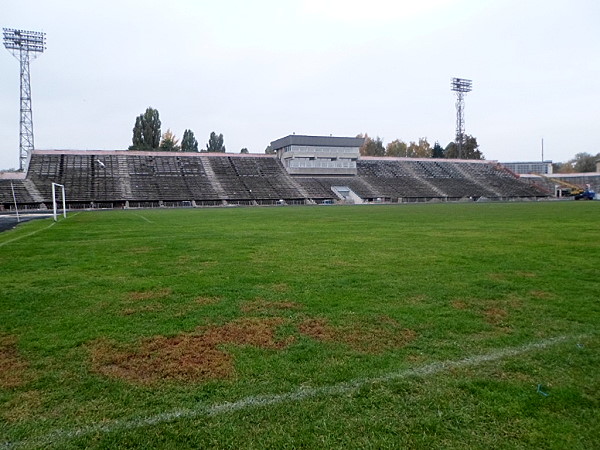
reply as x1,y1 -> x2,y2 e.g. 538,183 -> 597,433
1,202 -> 599,449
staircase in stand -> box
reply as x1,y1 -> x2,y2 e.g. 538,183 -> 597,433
116,155 -> 133,199
22,179 -> 45,203
452,163 -> 503,198
402,163 -> 447,197
199,156 -> 228,200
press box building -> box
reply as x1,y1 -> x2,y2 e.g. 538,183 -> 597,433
270,135 -> 364,176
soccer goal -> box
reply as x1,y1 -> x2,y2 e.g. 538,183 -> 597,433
52,182 -> 67,221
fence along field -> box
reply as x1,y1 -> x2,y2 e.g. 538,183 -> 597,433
1,202 -> 598,448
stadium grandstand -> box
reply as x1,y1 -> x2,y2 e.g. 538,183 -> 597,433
0,135 -> 556,211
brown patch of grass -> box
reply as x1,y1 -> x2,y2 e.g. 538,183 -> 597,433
451,300 -> 468,310
195,296 -> 221,306
488,273 -> 505,281
129,246 -> 153,254
270,283 -> 289,293
298,317 -> 416,353
0,335 -> 32,389
505,294 -> 524,309
406,354 -> 426,364
298,318 -> 337,342
2,390 -> 43,422
89,318 -> 292,385
530,290 -> 552,299
483,307 -> 509,326
405,294 -> 427,304
341,326 -> 417,353
208,317 -> 293,349
241,299 -> 301,314
377,315 -> 400,326
121,304 -> 163,316
517,271 -> 537,278
127,288 -> 172,301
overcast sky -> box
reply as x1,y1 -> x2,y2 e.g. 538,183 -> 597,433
1,0 -> 598,169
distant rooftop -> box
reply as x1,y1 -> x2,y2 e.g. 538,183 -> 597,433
270,135 -> 365,150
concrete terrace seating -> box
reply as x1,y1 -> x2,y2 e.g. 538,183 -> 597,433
1,151 -> 550,209
21,151 -> 311,206
0,178 -> 42,209
357,159 -> 547,200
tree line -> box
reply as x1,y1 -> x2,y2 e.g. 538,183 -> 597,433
357,134 -> 484,160
128,107 -> 228,153
127,108 -> 598,171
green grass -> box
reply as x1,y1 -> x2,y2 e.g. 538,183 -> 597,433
1,202 -> 599,449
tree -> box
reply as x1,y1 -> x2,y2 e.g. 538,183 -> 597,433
552,162 -> 575,173
205,132 -> 226,153
240,148 -> 249,154
386,139 -> 408,157
406,138 -> 431,158
264,145 -> 275,154
129,107 -> 161,150
572,152 -> 599,173
554,152 -> 600,173
159,129 -> 180,152
431,141 -> 444,158
358,134 -> 385,156
181,129 -> 199,152
131,116 -> 143,149
444,135 -> 483,159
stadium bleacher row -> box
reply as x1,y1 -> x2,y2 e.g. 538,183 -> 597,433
0,151 -> 549,209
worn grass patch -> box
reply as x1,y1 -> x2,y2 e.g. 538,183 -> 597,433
195,296 -> 221,306
1,390 -> 43,422
240,298 -> 301,314
483,307 -> 509,326
89,318 -> 292,384
299,317 -> 416,353
127,288 -> 173,301
0,335 -> 31,389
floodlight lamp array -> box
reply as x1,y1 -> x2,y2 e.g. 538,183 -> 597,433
451,77 -> 472,93
3,28 -> 46,53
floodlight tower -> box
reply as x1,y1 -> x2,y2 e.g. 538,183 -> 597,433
451,77 -> 472,159
3,28 -> 46,170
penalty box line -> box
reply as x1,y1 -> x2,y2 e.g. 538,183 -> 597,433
2,334 -> 582,449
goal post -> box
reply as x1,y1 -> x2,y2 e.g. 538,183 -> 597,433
52,182 -> 67,221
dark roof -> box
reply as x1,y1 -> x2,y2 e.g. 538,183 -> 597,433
270,135 -> 365,150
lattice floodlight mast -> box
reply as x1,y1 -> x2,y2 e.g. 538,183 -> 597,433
3,28 -> 46,171
451,77 -> 472,159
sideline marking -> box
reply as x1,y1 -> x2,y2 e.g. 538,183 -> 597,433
0,222 -> 55,248
1,335 -> 578,449
0,212 -> 80,248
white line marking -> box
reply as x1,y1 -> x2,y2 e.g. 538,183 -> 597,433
134,214 -> 154,223
0,212 -> 80,248
0,222 -> 55,248
1,335 -> 578,449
